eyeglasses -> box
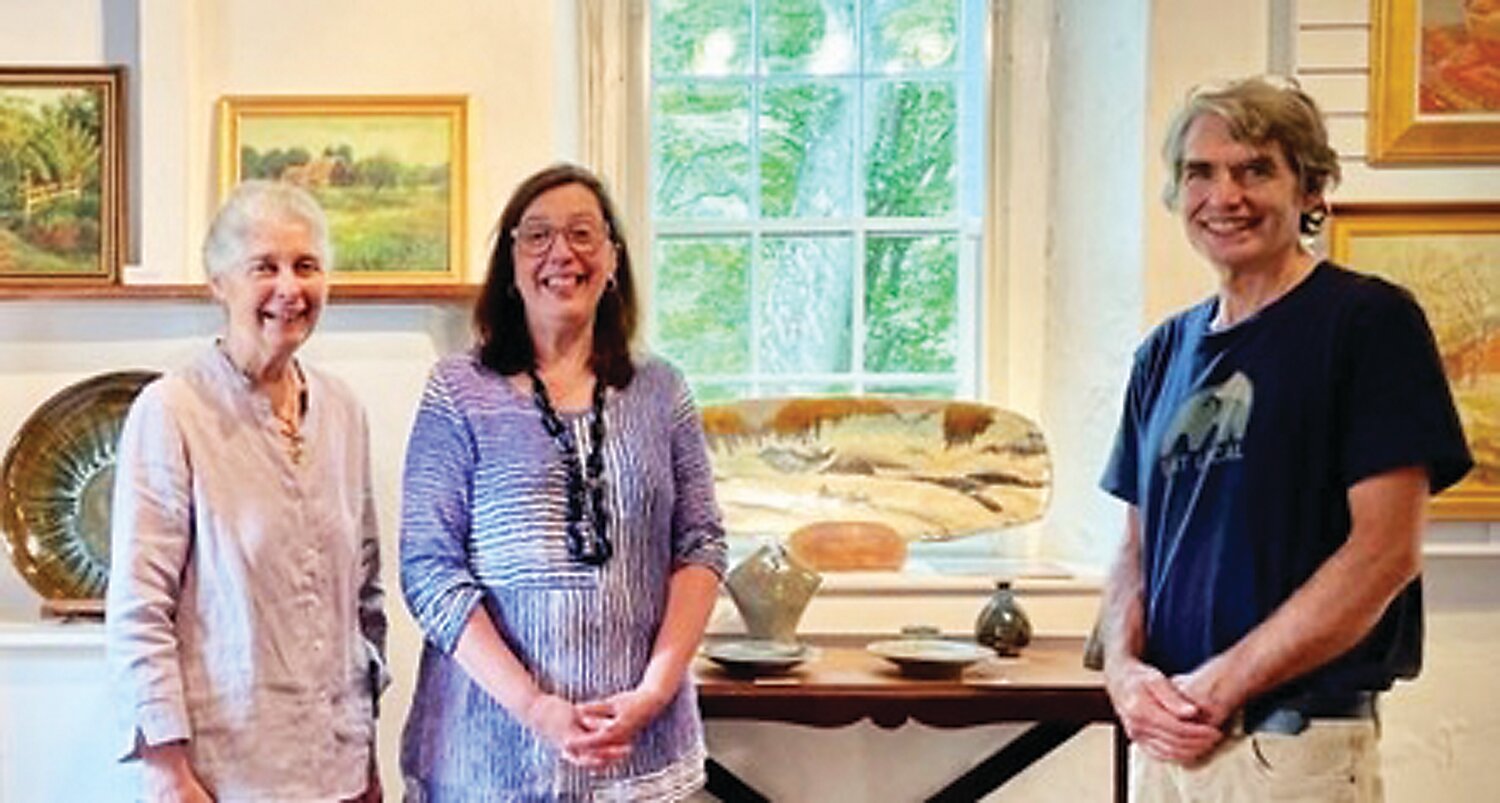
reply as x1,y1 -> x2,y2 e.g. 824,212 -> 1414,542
512,219 -> 611,256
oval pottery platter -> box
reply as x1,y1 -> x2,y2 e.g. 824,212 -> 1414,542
867,638 -> 994,679
1,371 -> 160,600
700,397 -> 1051,541
704,639 -> 818,676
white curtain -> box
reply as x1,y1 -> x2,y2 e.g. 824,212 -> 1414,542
577,0 -> 649,264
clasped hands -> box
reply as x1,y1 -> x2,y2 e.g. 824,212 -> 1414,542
1105,654 -> 1242,765
521,687 -> 668,768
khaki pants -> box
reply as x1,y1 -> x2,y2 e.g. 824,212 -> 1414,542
1130,719 -> 1383,802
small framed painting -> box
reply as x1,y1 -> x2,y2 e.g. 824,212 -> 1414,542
1368,0 -> 1500,163
0,66 -> 124,286
218,95 -> 468,284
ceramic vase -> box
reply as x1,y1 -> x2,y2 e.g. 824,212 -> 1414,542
725,543 -> 822,645
974,580 -> 1032,656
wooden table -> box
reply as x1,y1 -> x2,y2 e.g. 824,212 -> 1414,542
694,636 -> 1125,802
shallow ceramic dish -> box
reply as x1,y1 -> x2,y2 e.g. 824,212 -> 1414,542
866,638 -> 993,678
703,639 -> 818,676
1,371 -> 159,600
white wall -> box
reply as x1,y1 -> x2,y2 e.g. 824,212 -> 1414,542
5,0 -> 1500,800
1037,0 -> 1150,567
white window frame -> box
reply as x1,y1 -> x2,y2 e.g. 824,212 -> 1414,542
590,0 -> 991,397
575,0 -> 1057,571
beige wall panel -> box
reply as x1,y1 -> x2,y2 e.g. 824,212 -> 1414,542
1326,114 -> 1368,158
1299,71 -> 1370,112
1297,26 -> 1370,70
1298,0 -> 1370,25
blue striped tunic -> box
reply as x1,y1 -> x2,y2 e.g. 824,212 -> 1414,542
399,352 -> 727,801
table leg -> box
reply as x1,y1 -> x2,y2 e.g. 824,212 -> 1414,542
924,721 -> 1085,802
1114,722 -> 1129,803
706,756 -> 771,803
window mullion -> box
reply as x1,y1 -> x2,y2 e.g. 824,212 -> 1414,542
746,0 -> 763,394
851,0 -> 868,394
644,0 -> 983,402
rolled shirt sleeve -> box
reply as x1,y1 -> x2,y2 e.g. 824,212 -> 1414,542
665,368 -> 728,577
400,366 -> 486,654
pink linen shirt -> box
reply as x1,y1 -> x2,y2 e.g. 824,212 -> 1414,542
105,346 -> 387,802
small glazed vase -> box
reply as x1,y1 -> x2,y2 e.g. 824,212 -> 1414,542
725,542 -> 822,644
974,580 -> 1032,656
1082,616 -> 1105,671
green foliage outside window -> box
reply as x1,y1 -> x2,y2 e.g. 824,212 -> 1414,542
650,0 -> 981,400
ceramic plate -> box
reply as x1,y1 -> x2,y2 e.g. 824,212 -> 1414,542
704,639 -> 817,676
699,396 -> 1051,542
1,371 -> 159,599
866,638 -> 993,677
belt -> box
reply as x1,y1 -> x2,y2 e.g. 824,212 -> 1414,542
1243,691 -> 1378,735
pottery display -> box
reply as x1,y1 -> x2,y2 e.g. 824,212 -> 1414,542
1,371 -> 159,600
700,396 -> 1051,543
724,542 -> 822,644
974,580 -> 1033,656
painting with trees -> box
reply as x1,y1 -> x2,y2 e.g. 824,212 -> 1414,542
0,67 -> 122,285
217,96 -> 467,283
1329,203 -> 1500,519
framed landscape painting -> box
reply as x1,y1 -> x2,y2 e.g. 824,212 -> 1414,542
1369,0 -> 1500,163
218,95 -> 467,284
0,67 -> 124,285
1329,203 -> 1500,519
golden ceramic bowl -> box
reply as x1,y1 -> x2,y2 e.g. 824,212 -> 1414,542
2,371 -> 159,600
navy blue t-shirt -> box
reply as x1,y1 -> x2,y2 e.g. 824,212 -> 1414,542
1101,262 -> 1471,700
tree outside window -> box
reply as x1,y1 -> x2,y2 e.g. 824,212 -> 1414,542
649,0 -> 985,402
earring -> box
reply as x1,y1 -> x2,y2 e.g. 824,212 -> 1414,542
1302,200 -> 1329,235
605,276 -> 617,292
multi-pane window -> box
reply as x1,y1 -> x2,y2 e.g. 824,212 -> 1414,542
648,0 -> 986,402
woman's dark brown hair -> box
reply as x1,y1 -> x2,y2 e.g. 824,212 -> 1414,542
474,163 -> 638,388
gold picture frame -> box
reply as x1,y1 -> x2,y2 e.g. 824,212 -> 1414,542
218,95 -> 467,284
1368,0 -> 1500,164
0,66 -> 124,286
1328,203 -> 1500,519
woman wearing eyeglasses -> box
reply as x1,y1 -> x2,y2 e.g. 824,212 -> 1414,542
399,163 -> 727,800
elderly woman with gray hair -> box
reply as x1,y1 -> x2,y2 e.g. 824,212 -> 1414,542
106,180 -> 387,802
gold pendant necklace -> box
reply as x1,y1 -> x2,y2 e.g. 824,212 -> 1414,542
217,343 -> 307,465
274,409 -> 305,465
269,369 -> 307,466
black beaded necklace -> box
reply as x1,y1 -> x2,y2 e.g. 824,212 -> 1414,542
528,369 -> 612,566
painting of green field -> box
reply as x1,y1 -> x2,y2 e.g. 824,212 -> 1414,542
237,113 -> 455,275
1349,231 -> 1500,496
0,85 -> 110,278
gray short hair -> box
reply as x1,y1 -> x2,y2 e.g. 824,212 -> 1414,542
203,180 -> 332,278
1161,76 -> 1341,234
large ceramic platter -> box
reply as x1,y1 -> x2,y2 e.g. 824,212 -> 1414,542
700,397 -> 1051,541
1,371 -> 159,600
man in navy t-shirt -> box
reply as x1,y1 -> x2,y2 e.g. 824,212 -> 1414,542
1098,77 -> 1471,802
